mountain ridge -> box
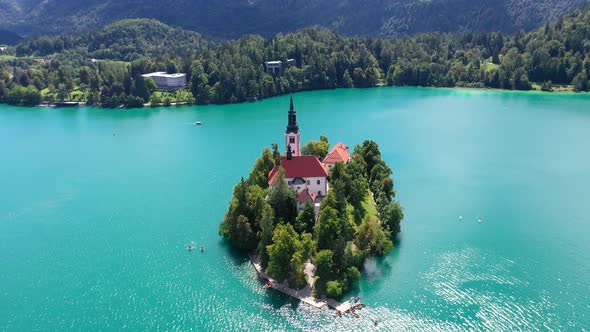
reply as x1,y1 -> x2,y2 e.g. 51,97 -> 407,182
0,0 -> 587,39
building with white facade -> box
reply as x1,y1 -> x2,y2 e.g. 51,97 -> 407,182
264,61 -> 283,75
268,97 -> 329,212
141,72 -> 187,91
264,59 -> 296,75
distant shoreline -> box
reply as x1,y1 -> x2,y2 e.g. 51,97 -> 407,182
2,84 -> 589,110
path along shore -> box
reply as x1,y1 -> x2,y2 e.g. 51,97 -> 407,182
249,255 -> 353,313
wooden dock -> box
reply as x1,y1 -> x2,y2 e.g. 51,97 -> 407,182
249,255 -> 361,314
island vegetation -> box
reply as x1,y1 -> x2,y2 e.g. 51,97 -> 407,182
1,4 -> 590,107
219,139 -> 403,298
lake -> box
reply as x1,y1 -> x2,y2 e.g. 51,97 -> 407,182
1,87 -> 589,331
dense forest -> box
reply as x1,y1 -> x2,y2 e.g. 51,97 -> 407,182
219,140 -> 403,298
1,3 -> 590,108
0,0 -> 585,39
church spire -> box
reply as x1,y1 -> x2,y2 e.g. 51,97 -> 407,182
286,95 -> 299,134
285,96 -> 301,157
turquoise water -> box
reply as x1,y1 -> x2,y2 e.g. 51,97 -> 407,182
1,87 -> 589,331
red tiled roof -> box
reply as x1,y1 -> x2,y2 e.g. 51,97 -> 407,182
297,189 -> 317,203
323,142 -> 350,164
268,156 -> 328,185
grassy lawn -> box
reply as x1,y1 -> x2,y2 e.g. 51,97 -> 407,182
362,190 -> 379,222
152,91 -> 176,100
0,54 -> 16,60
482,61 -> 499,72
151,89 -> 194,103
69,89 -> 87,101
40,87 -> 87,101
349,189 -> 380,224
532,83 -> 575,92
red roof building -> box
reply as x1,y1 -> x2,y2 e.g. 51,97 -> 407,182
268,154 -> 329,198
268,155 -> 328,185
323,142 -> 350,170
297,188 -> 318,204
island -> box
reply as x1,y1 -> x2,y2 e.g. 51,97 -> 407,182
219,97 -> 404,313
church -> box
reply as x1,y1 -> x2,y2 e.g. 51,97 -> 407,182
268,97 -> 329,211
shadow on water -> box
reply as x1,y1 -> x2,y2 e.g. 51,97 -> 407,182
342,238 -> 403,299
264,287 -> 301,311
218,239 -> 250,266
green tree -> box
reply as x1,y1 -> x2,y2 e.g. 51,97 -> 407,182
301,137 -> 329,159
257,204 -> 275,268
219,180 -> 265,250
315,205 -> 340,250
326,280 -> 343,298
357,140 -> 382,178
134,75 -> 151,101
342,69 -> 352,88
296,200 -> 316,234
381,201 -> 404,237
271,143 -> 281,165
249,147 -> 276,188
23,86 -> 42,106
266,224 -> 302,283
352,67 -> 366,87
289,251 -> 306,289
268,167 -> 298,225
572,71 -> 588,91
145,78 -> 157,92
150,93 -> 162,106
190,60 -> 211,104
314,249 -> 333,295
300,232 -> 315,261
354,218 -> 393,256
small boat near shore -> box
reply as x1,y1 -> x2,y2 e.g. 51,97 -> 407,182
195,121 -> 202,125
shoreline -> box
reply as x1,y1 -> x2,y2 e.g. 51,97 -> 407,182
248,254 -> 356,314
2,85 -> 589,110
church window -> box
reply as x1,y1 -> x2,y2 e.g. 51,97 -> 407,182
317,180 -> 320,185
290,137 -> 295,144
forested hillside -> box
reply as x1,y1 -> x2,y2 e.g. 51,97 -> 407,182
0,0 -> 586,39
1,4 -> 589,107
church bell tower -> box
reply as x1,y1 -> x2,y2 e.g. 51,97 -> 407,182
285,96 -> 301,156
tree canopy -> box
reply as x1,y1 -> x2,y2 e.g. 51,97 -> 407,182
3,6 -> 590,107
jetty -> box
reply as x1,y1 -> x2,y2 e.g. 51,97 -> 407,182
249,255 -> 358,313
